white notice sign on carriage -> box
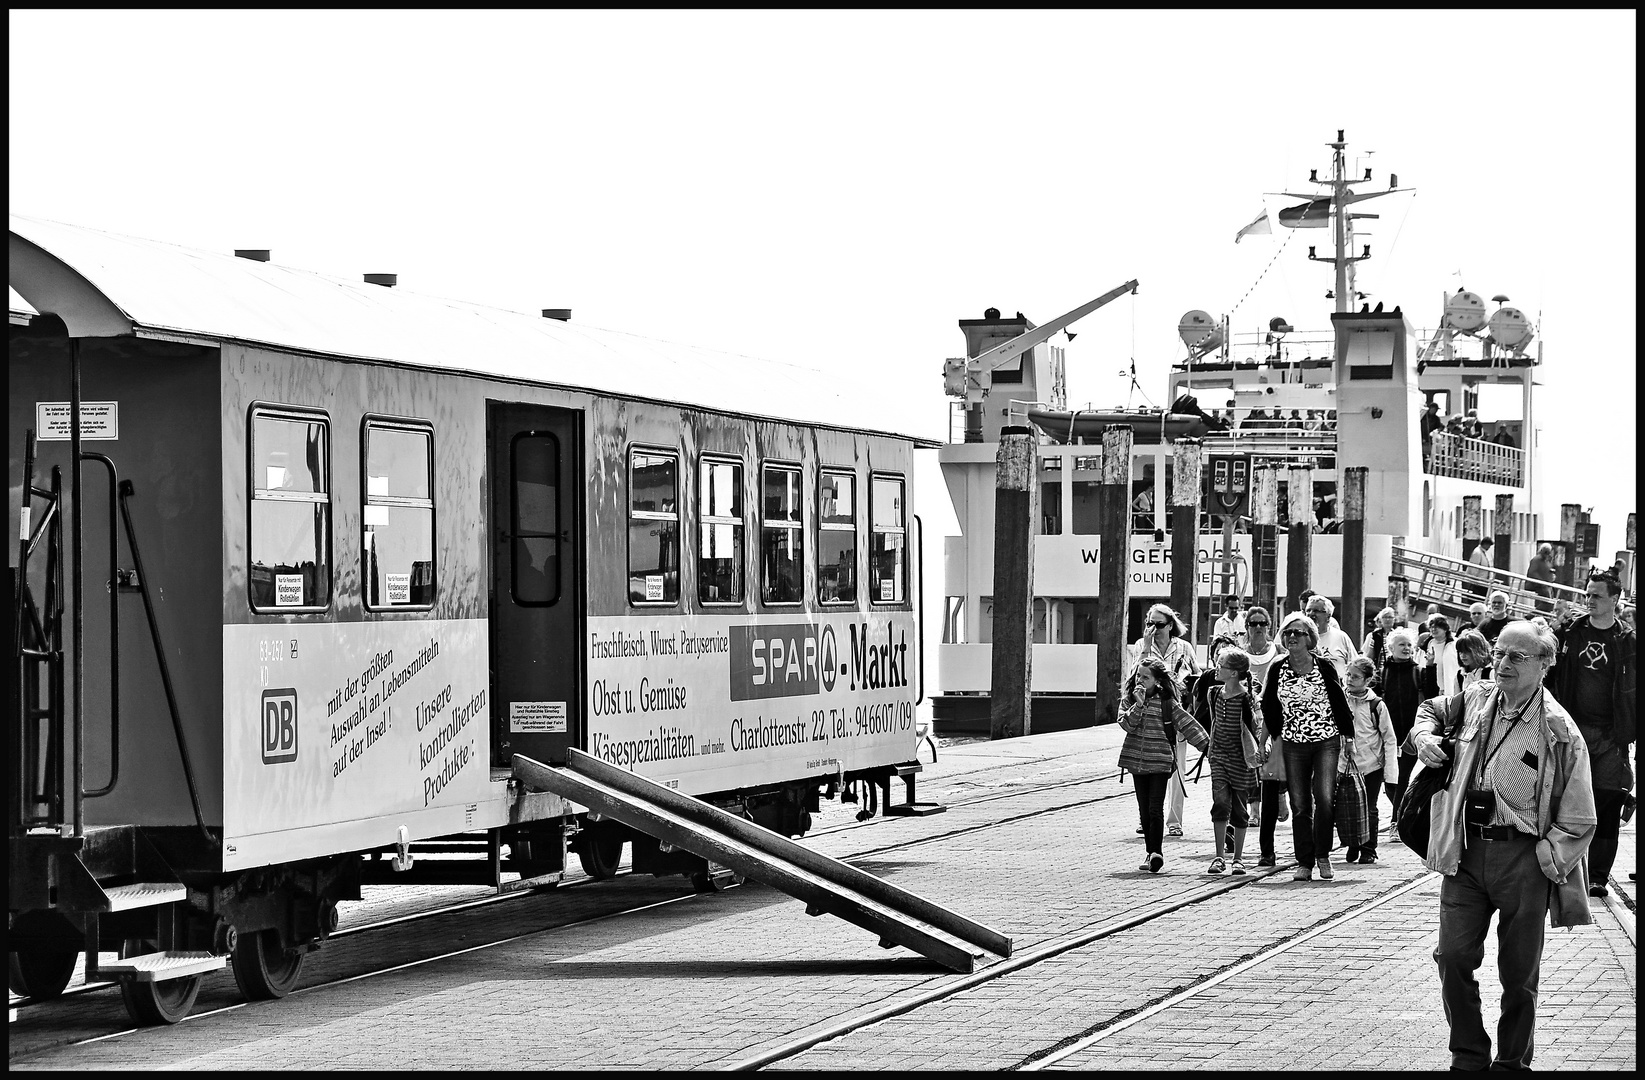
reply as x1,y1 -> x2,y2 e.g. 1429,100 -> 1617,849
511,701 -> 567,733
36,401 -> 118,440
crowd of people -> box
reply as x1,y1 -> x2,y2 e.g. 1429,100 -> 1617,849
1114,573 -> 1635,1069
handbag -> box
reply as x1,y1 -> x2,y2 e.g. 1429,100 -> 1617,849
1259,736 -> 1287,782
1334,745 -> 1371,847
1396,693 -> 1464,857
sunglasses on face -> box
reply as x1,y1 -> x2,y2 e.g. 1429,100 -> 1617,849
1246,620 -> 1269,628
1148,621 -> 1170,628
1282,629 -> 1309,637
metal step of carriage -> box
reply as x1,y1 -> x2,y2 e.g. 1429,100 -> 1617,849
98,950 -> 227,982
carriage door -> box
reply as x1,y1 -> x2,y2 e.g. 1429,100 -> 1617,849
488,402 -> 582,767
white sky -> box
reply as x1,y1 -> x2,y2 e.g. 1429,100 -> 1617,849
9,9 -> 1637,567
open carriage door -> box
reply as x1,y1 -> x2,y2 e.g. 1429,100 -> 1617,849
488,403 -> 583,766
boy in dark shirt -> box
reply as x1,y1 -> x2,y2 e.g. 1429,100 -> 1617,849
1548,569 -> 1636,896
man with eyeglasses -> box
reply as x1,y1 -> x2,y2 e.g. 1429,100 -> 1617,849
1304,594 -> 1359,678
1546,569 -> 1635,899
1412,621 -> 1596,1071
1212,594 -> 1246,645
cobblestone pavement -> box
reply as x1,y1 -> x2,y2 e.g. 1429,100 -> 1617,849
11,728 -> 1636,1070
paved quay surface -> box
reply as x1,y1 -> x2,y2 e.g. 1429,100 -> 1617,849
11,727 -> 1636,1071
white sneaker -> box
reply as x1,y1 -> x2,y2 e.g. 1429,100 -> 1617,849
1167,825 -> 1184,837
1317,856 -> 1334,880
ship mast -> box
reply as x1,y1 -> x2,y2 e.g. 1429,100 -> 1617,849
1286,129 -> 1406,314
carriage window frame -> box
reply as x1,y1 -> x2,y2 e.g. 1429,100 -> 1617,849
628,445 -> 681,607
869,472 -> 907,607
248,403 -> 333,614
361,415 -> 437,613
817,467 -> 858,606
511,431 -> 563,608
697,454 -> 746,607
760,461 -> 805,606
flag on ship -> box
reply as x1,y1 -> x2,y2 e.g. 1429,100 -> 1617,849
1278,198 -> 1330,228
1234,210 -> 1271,243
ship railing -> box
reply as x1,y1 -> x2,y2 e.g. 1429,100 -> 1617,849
1390,543 -> 1586,623
1424,431 -> 1523,487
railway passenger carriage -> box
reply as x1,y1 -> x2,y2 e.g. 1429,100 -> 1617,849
8,215 -> 930,1023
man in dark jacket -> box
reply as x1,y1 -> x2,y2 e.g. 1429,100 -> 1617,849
1547,568 -> 1636,897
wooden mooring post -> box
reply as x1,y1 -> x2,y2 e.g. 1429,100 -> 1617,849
989,426 -> 1036,740
1559,503 -> 1583,588
1252,466 -> 1279,614
1386,574 -> 1411,626
1341,467 -> 1366,639
1169,439 -> 1203,644
1092,426 -> 1133,729
1285,465 -> 1313,615
1494,494 -> 1514,573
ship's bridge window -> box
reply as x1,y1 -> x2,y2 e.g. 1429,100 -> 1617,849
698,457 -> 744,605
363,418 -> 435,610
870,474 -> 906,605
818,469 -> 857,604
629,448 -> 680,605
761,463 -> 804,604
249,405 -> 331,612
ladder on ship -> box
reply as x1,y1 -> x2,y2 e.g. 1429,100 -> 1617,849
511,750 -> 1012,973
1390,543 -> 1588,623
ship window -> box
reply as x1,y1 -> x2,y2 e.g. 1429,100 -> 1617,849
249,406 -> 331,612
1348,364 -> 1394,380
761,463 -> 803,604
698,456 -> 744,605
629,448 -> 680,605
818,469 -> 857,604
870,474 -> 906,605
363,419 -> 435,610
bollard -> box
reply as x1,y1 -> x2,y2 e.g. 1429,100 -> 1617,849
1462,496 -> 1483,603
1493,494 -> 1515,573
1386,574 -> 1411,626
989,427 -> 1037,740
1285,465 -> 1313,614
1169,439 -> 1202,644
1093,427 -> 1133,729
1341,467 -> 1366,642
1575,510 -> 1593,585
1252,466 -> 1279,614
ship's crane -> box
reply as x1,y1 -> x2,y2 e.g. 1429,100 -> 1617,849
943,280 -> 1139,405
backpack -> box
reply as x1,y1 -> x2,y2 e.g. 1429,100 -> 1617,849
1395,693 -> 1462,857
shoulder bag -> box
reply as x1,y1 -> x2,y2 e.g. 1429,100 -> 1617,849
1395,692 -> 1463,857
1334,743 -> 1371,847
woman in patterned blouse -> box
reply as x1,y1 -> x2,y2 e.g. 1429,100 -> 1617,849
1261,613 -> 1355,881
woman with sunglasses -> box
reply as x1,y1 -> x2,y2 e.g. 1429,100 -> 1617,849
1118,655 -> 1209,873
1126,604 -> 1201,837
1262,613 -> 1355,880
1243,607 -> 1288,865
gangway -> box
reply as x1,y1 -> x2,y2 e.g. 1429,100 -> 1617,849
1391,543 -> 1587,623
511,750 -> 1012,973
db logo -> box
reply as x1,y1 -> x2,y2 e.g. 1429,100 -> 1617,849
261,689 -> 299,764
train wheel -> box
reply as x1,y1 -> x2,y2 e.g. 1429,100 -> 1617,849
7,912 -> 79,999
232,929 -> 305,1000
117,939 -> 202,1025
576,831 -> 624,879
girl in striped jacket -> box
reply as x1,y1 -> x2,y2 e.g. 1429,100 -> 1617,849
1119,655 -> 1209,874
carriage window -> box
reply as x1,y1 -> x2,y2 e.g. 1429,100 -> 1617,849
629,449 -> 679,604
870,475 -> 906,605
512,433 -> 561,606
698,457 -> 744,605
363,421 -> 435,610
250,408 -> 331,610
762,464 -> 803,604
819,469 -> 857,604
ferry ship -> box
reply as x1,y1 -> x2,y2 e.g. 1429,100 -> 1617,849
932,131 -> 1580,733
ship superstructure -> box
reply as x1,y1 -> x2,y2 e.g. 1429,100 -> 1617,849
934,132 -> 1552,732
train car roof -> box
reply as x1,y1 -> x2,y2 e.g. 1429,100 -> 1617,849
10,214 -> 938,447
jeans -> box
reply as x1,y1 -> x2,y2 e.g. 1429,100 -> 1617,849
1258,779 -> 1286,861
1284,737 -> 1340,869
1210,777 -> 1251,828
1434,834 -> 1548,1070
1344,769 -> 1384,858
1133,772 -> 1170,856
1590,788 -> 1627,890
1166,741 -> 1188,829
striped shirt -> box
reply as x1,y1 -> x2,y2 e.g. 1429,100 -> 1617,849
1473,691 -> 1545,834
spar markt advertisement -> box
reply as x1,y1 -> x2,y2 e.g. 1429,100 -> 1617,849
223,619 -> 491,869
585,611 -> 918,794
